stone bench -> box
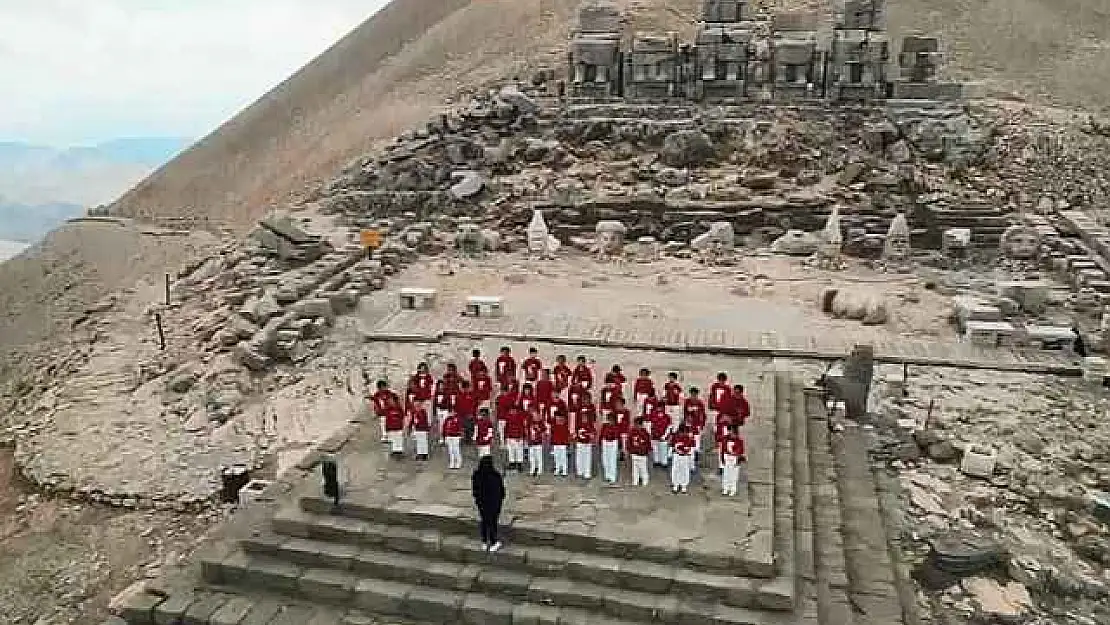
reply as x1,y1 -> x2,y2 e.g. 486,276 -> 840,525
399,287 -> 437,310
464,296 -> 504,318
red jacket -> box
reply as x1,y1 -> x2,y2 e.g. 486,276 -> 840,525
599,385 -> 622,410
495,354 -> 517,383
442,414 -> 462,437
720,434 -> 745,460
550,422 -> 570,446
633,377 -> 655,397
605,372 -> 627,388
473,373 -> 493,402
496,391 -> 519,420
410,408 -> 430,432
468,357 -> 488,380
642,395 -> 662,418
600,422 -> 621,442
649,409 -> 670,440
671,432 -> 696,456
371,389 -> 396,415
553,364 -> 571,391
518,393 -> 537,414
572,364 -> 593,389
411,373 -> 435,401
384,406 -> 405,432
708,382 -> 730,411
454,390 -> 476,418
522,357 -> 542,381
527,421 -> 547,446
474,417 -> 495,446
684,397 -> 707,431
715,418 -> 734,444
433,386 -> 453,411
545,398 -> 568,424
504,409 -> 527,440
627,427 -> 652,456
575,420 -> 596,444
442,371 -> 461,395
612,408 -> 632,434
567,386 -> 589,411
577,403 -> 598,425
663,381 -> 682,406
536,379 -> 555,403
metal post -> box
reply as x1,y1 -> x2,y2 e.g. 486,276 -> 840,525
164,273 -> 171,305
155,313 -> 166,350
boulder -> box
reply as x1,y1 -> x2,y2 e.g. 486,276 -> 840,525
660,130 -> 714,168
691,221 -> 735,251
449,170 -> 484,200
770,229 -> 820,256
497,85 -> 539,115
741,172 -> 778,190
655,167 -> 690,187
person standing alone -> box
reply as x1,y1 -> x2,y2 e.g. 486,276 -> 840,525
472,456 -> 506,552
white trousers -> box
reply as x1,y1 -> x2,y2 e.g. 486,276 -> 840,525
635,393 -> 648,416
446,436 -> 463,469
507,439 -> 525,463
631,454 -> 649,486
575,444 -> 592,479
477,445 -> 492,458
497,419 -> 506,441
388,431 -> 405,453
671,454 -> 692,489
413,431 -> 429,456
379,415 -> 388,440
552,445 -> 569,476
652,440 -> 669,465
435,408 -> 449,434
529,444 -> 544,475
601,440 -> 619,483
722,455 -> 741,495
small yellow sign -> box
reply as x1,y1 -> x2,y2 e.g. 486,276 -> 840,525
360,229 -> 383,249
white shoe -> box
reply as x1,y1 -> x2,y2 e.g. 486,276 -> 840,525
490,541 -> 503,552
680,486 -> 688,494
483,543 -> 490,551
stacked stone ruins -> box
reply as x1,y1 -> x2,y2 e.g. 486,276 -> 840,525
567,0 -> 960,103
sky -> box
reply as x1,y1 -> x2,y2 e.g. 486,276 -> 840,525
0,0 -> 387,147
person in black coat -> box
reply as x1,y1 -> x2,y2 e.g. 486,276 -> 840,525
471,455 -> 506,552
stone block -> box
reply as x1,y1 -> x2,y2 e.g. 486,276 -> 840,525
511,603 -> 562,625
281,538 -> 358,569
441,534 -> 492,563
566,553 -> 621,586
606,588 -> 663,621
353,578 -> 410,616
181,593 -> 228,625
109,583 -> 165,625
461,594 -> 515,625
476,568 -> 533,598
153,593 -> 194,625
268,605 -> 316,625
239,599 -> 282,625
420,560 -> 468,589
405,587 -> 463,621
523,546 -> 570,575
615,560 -> 674,593
207,597 -> 255,625
298,568 -> 357,602
353,549 -> 423,584
242,558 -> 302,591
293,298 -> 336,321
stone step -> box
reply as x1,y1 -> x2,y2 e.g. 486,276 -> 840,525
252,511 -> 793,611
203,550 -> 798,625
109,586 -> 356,625
295,496 -> 775,578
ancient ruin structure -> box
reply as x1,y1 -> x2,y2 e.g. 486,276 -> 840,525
567,0 -> 961,103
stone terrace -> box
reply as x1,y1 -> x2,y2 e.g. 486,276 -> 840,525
107,358 -> 914,625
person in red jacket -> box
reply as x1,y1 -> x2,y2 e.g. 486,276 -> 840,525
443,362 -> 462,395
545,394 -> 568,427
432,380 -> 452,443
642,390 -> 663,420
527,411 -> 547,477
495,346 -> 517,387
572,355 -> 593,390
518,383 -> 538,416
410,401 -> 431,461
663,372 -> 683,429
731,384 -> 751,425
384,394 -> 406,458
720,423 -> 746,496
604,365 -> 627,401
410,362 -> 435,414
599,413 -> 621,484
598,380 -> 618,417
474,408 -> 495,459
574,415 -> 596,480
577,398 -> 598,432
473,368 -> 493,411
371,380 -> 398,443
670,424 -> 696,493
684,387 -> 708,468
536,368 -> 555,416
468,348 -> 489,381
567,383 -> 590,430
632,368 -> 655,416
648,402 -> 672,468
454,380 -> 477,442
627,418 -> 652,486
553,355 -> 572,401
550,412 -> 570,476
443,410 -> 464,469
522,347 -> 543,384
611,396 -> 632,459
503,406 -> 527,471
708,372 -> 730,421
495,382 -> 519,441
714,415 -> 735,474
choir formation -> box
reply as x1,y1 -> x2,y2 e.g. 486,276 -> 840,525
369,347 -> 751,496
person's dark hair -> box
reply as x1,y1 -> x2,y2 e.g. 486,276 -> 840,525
716,372 -> 727,381
577,355 -> 587,362
479,407 -> 491,417
689,386 -> 700,394
728,423 -> 739,434
500,346 -> 511,353
634,417 -> 644,426
611,364 -> 622,373
639,368 -> 650,376
668,371 -> 678,379
472,349 -> 481,357
477,455 -> 496,473
529,347 -> 538,354
678,424 -> 689,433
734,384 -> 744,393
377,380 -> 388,389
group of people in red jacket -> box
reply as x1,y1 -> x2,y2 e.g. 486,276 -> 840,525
370,346 -> 750,495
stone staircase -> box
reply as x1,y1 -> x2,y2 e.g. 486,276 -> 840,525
929,200 -> 1010,249
108,372 -> 913,625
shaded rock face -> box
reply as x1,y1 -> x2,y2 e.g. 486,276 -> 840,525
771,229 -> 820,256
660,130 -> 714,168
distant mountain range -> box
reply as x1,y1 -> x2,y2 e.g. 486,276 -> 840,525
0,137 -> 190,244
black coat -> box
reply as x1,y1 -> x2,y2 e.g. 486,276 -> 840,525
472,458 -> 505,513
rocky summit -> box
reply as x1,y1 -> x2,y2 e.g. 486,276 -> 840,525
3,1 -> 1110,625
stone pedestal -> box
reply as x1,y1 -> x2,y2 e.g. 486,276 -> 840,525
399,288 -> 437,310
465,296 -> 504,318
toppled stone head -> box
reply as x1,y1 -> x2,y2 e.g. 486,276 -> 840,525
595,220 -> 627,256
999,225 -> 1042,260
